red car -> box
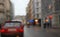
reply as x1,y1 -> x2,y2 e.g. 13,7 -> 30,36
0,21 -> 24,37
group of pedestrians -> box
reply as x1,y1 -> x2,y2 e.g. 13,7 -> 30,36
43,21 -> 52,29
43,22 -> 49,28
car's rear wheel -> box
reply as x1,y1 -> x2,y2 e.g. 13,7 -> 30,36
1,34 -> 6,37
16,32 -> 23,37
1,34 -> 15,37
20,33 -> 23,37
1,32 -> 24,37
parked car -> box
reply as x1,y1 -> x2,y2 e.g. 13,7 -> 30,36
0,21 -> 24,37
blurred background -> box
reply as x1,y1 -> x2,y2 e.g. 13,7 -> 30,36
0,0 -> 60,37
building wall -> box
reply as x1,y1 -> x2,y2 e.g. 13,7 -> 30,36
26,0 -> 34,21
0,0 -> 4,13
26,7 -> 29,21
41,0 -> 53,22
54,0 -> 60,27
0,0 -> 13,24
0,0 -> 5,13
32,0 -> 41,19
4,0 -> 11,20
10,2 -> 14,20
4,0 -> 14,21
41,0 -> 60,27
0,0 -> 6,24
14,16 -> 26,24
4,0 -> 10,11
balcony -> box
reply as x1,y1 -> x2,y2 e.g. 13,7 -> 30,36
0,5 -> 4,11
6,12 -> 10,15
0,1 -> 4,4
0,2 -> 4,4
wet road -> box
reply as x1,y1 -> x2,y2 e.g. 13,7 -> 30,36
0,26 -> 60,37
24,26 -> 60,37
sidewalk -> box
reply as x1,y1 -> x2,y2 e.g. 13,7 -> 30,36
50,27 -> 60,32
25,25 -> 60,33
29,25 -> 60,34
45,26 -> 60,37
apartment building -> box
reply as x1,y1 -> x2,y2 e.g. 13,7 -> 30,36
41,0 -> 60,27
0,0 -> 14,24
26,0 -> 41,20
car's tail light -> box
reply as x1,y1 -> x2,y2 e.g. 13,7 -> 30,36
19,28 -> 24,32
0,28 -> 8,32
20,25 -> 24,29
16,25 -> 24,32
16,28 -> 24,32
1,29 -> 5,32
18,25 -> 24,32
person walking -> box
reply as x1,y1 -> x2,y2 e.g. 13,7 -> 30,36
43,18 -> 50,29
43,22 -> 46,28
38,19 -> 41,27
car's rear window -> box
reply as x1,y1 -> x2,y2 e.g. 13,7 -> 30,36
4,22 -> 21,27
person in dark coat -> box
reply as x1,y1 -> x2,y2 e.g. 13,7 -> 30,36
38,19 -> 41,26
43,23 -> 46,28
43,18 -> 50,29
43,22 -> 49,28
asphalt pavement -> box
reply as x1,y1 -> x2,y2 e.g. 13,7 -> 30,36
0,26 -> 60,37
24,26 -> 60,37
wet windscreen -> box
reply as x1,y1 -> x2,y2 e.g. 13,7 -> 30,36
4,22 -> 20,27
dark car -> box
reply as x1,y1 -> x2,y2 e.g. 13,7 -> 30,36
0,21 -> 24,37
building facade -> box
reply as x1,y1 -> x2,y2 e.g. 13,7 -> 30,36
26,7 -> 30,21
33,0 -> 41,19
26,0 -> 60,27
4,0 -> 12,20
26,0 -> 41,20
0,0 -> 6,24
10,2 -> 14,20
14,15 -> 26,24
26,0 -> 34,21
4,0 -> 14,21
41,0 -> 60,27
26,0 -> 42,26
0,0 -> 14,24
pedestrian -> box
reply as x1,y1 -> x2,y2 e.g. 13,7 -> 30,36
38,19 -> 41,27
46,22 -> 50,28
49,22 -> 52,28
43,23 -> 46,28
43,18 -> 50,29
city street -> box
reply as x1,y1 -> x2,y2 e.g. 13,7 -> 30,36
0,0 -> 60,37
24,26 -> 60,37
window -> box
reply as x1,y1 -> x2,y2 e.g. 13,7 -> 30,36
36,8 -> 39,12
0,3 -> 4,6
4,23 -> 20,27
55,0 -> 60,11
36,2 -> 39,7
37,14 -> 39,18
59,15 -> 60,24
0,5 -> 4,10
